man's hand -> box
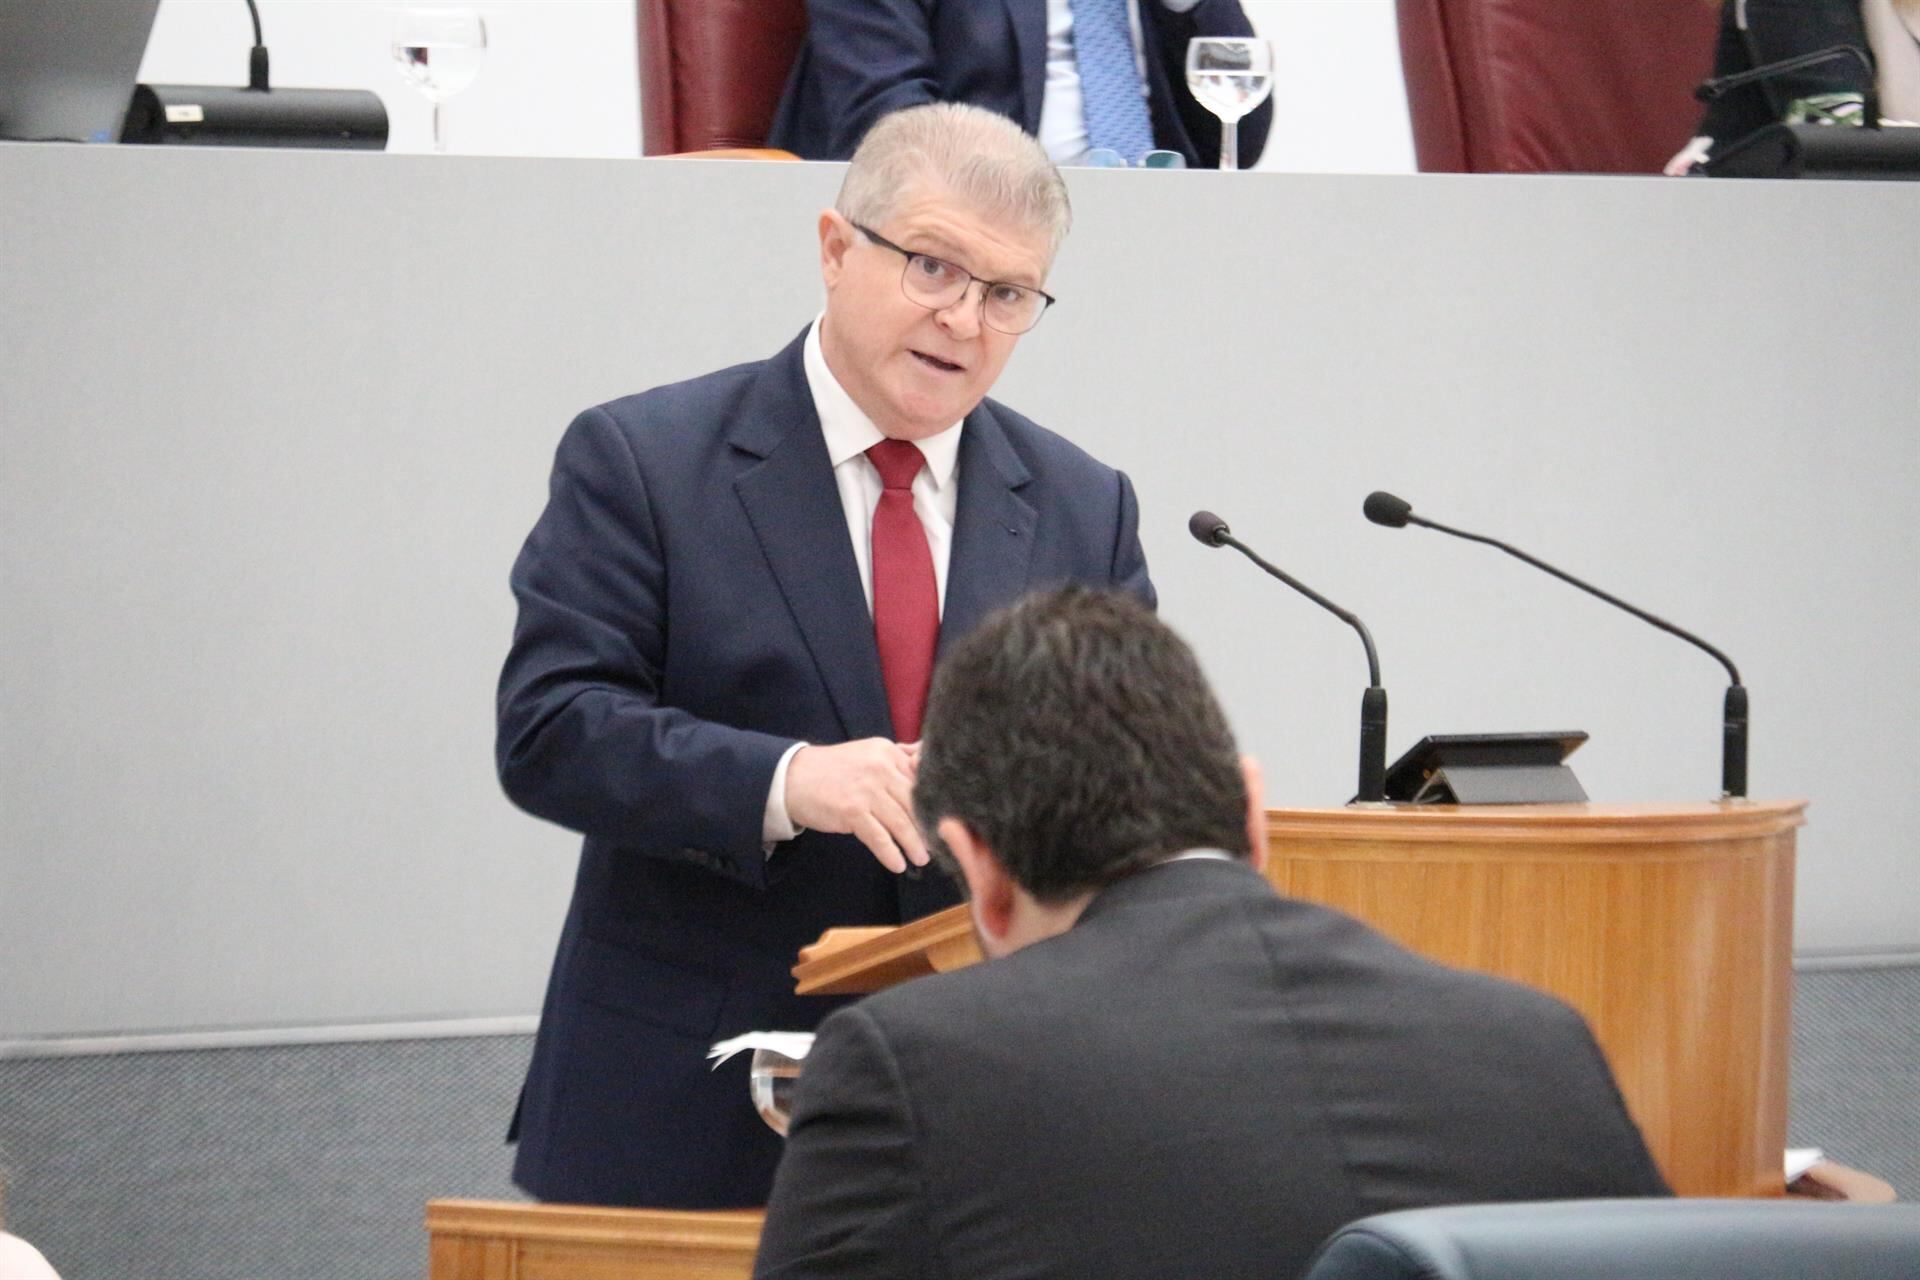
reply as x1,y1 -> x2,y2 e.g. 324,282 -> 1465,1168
785,739 -> 930,873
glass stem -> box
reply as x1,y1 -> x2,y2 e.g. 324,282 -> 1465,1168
1221,119 -> 1239,172
432,101 -> 447,154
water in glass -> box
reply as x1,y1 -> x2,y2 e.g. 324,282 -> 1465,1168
1184,37 -> 1275,171
390,8 -> 488,153
1188,70 -> 1273,123
749,1047 -> 805,1137
392,43 -> 484,102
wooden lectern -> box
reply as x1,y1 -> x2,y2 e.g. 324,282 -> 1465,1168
1262,801 -> 1802,1198
426,800 -> 1806,1277
792,801 -> 1806,1200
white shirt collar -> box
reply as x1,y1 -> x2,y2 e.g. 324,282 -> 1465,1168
803,316 -> 963,486
1162,849 -> 1235,864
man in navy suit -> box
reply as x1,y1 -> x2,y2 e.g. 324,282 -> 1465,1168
496,102 -> 1154,1209
769,0 -> 1274,169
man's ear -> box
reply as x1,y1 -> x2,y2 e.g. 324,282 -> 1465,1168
1240,755 -> 1268,874
938,816 -> 1016,943
819,209 -> 853,288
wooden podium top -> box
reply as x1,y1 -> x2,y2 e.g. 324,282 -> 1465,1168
793,905 -> 977,996
428,1199 -> 762,1247
792,801 -> 1806,996
1265,799 -> 1806,845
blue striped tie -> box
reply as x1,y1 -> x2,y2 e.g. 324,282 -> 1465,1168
1071,0 -> 1156,161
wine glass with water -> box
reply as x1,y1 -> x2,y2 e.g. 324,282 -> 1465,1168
391,7 -> 488,154
1185,37 -> 1275,171
749,1046 -> 805,1136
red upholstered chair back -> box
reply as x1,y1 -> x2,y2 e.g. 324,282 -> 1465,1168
1396,0 -> 1722,173
638,0 -> 808,155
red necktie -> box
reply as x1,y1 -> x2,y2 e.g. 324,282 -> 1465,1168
866,439 -> 938,742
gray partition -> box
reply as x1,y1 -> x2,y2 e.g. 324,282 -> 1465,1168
1,146 -> 1916,1042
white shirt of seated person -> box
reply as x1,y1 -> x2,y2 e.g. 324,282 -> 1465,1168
0,1232 -> 62,1280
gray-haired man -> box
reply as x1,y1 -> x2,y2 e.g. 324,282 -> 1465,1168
497,103 -> 1154,1207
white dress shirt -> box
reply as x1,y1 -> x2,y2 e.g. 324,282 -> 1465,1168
1164,849 -> 1234,864
1037,0 -> 1203,164
761,318 -> 964,844
0,1233 -> 61,1280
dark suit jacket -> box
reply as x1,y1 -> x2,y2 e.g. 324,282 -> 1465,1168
754,858 -> 1669,1279
768,0 -> 1274,169
496,327 -> 1155,1208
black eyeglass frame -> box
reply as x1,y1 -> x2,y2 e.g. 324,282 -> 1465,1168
850,221 -> 1058,335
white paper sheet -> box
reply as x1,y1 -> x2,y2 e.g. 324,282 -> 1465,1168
1785,1147 -> 1825,1181
707,1030 -> 815,1069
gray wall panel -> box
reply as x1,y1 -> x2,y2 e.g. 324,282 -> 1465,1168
1790,964 -> 1920,1193
1,146 -> 1916,1038
0,1036 -> 532,1280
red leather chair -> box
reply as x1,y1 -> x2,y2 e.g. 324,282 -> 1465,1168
638,0 -> 808,156
1396,0 -> 1723,173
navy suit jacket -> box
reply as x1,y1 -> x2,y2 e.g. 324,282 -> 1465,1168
496,328 -> 1154,1208
768,0 -> 1274,170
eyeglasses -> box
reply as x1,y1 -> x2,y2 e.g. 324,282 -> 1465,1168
851,222 -> 1056,336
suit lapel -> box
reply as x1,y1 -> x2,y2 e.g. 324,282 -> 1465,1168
1006,0 -> 1049,133
731,333 -> 892,742
939,400 -> 1037,660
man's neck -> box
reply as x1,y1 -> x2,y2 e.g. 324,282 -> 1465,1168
815,312 -> 887,436
987,889 -> 1094,959
987,850 -> 1242,958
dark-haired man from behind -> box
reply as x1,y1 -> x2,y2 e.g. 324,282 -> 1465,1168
753,588 -> 1668,1280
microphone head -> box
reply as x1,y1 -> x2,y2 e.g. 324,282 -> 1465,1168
1188,510 -> 1230,547
1363,491 -> 1413,528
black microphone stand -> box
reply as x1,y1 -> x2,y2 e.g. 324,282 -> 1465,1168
1192,514 -> 1389,803
1392,505 -> 1748,799
1696,44 -> 1881,132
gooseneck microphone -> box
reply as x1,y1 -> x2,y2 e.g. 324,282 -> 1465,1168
245,0 -> 270,90
1362,491 -> 1749,798
1189,511 -> 1389,803
1695,44 -> 1880,131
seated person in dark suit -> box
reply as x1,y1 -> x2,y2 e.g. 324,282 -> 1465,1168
769,0 -> 1273,168
753,587 -> 1670,1280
